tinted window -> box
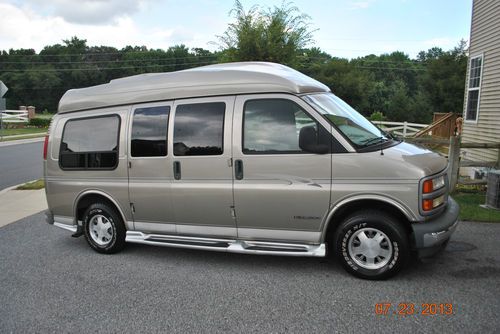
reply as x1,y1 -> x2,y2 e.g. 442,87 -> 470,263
131,106 -> 170,157
243,99 -> 334,154
174,102 -> 225,156
60,115 -> 120,169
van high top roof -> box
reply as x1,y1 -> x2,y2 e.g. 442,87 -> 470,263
57,62 -> 330,113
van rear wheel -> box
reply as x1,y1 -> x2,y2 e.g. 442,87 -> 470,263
83,203 -> 126,254
333,210 -> 410,280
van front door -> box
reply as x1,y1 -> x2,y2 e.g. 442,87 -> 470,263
232,94 -> 332,243
169,96 -> 237,238
128,102 -> 176,233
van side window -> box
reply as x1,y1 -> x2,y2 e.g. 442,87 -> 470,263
243,99 -> 334,154
59,115 -> 120,169
173,102 -> 225,156
131,106 -> 170,157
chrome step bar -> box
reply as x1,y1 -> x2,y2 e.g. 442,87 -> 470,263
126,231 -> 326,257
53,222 -> 77,233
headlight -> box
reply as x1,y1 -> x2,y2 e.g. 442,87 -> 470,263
422,175 -> 445,194
421,174 -> 447,213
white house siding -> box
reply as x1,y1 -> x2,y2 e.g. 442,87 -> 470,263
462,0 -> 500,163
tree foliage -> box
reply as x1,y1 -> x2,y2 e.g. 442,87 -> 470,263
0,37 -> 217,112
216,1 -> 315,65
0,4 -> 468,124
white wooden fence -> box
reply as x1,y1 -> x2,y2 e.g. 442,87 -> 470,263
373,121 -> 429,138
0,110 -> 29,123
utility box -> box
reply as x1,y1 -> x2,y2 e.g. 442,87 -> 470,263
486,170 -> 500,210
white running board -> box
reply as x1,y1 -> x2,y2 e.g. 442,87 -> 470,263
125,231 -> 326,257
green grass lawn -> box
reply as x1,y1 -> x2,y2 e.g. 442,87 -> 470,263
34,113 -> 54,119
453,192 -> 500,222
0,127 -> 47,136
16,179 -> 45,190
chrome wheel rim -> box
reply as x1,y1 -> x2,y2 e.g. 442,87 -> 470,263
89,215 -> 113,246
348,227 -> 393,270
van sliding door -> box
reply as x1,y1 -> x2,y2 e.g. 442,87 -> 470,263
169,96 -> 237,238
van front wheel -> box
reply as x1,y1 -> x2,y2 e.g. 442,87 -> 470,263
83,203 -> 126,254
333,210 -> 409,280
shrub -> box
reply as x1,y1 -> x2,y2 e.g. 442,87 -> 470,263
369,111 -> 387,122
29,118 -> 51,127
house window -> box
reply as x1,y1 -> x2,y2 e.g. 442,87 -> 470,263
465,55 -> 483,121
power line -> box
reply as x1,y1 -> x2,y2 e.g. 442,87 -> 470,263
1,56 -> 427,68
0,54 -> 218,65
0,49 -> 218,58
0,60 -> 220,73
1,65 -> 427,74
0,44 -> 440,59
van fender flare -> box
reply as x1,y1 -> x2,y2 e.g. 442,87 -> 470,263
73,189 -> 128,229
320,194 -> 417,242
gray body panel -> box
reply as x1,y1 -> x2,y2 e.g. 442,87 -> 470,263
45,107 -> 132,225
45,62 -> 456,257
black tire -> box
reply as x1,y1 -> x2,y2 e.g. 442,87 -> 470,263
83,203 -> 126,254
333,210 -> 410,280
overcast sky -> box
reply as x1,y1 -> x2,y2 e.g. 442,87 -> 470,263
0,0 -> 472,59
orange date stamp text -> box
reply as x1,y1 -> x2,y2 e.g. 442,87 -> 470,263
375,303 -> 454,316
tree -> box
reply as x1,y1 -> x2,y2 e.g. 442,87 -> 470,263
216,1 -> 315,65
418,41 -> 468,115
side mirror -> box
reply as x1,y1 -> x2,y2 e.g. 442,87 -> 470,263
299,126 -> 330,154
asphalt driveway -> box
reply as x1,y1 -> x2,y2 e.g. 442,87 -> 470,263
0,140 -> 43,190
0,214 -> 499,333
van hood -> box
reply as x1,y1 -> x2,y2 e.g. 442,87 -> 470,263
332,141 -> 448,180
379,142 -> 448,178
383,141 -> 448,178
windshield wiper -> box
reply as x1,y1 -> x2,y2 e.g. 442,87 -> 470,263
360,137 -> 389,147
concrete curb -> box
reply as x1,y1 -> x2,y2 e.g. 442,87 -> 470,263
0,179 -> 41,196
0,184 -> 21,196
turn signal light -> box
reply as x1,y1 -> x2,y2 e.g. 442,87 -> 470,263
422,199 -> 433,211
422,180 -> 433,193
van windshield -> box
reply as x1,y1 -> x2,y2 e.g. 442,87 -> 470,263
303,93 -> 389,148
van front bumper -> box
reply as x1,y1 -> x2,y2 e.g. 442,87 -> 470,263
411,197 -> 459,258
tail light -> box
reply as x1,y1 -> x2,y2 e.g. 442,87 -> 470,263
43,135 -> 49,160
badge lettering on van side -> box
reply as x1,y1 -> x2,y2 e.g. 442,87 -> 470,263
293,216 -> 321,220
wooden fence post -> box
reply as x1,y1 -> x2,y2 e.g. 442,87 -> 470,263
448,135 -> 461,191
403,122 -> 408,138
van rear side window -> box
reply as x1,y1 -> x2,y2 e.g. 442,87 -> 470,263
59,115 -> 120,170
